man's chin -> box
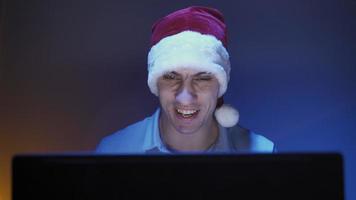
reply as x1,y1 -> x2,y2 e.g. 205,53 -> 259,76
164,109 -> 205,134
174,127 -> 200,135
172,121 -> 202,135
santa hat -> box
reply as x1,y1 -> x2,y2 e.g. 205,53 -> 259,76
147,6 -> 239,128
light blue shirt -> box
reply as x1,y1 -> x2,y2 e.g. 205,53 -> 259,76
96,108 -> 276,154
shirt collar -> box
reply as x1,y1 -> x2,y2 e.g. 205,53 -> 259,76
143,108 -> 169,153
206,124 -> 232,152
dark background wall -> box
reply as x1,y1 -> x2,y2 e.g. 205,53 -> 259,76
1,0 -> 355,200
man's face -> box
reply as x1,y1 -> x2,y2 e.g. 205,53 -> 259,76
157,68 -> 220,134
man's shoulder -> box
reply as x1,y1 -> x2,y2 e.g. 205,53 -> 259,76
227,125 -> 275,153
95,116 -> 153,153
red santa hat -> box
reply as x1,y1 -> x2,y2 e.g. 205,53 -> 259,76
147,6 -> 239,128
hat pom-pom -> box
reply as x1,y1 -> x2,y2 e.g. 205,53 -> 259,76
214,104 -> 239,128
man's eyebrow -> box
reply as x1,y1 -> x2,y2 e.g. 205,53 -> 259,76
194,72 -> 212,76
166,71 -> 179,75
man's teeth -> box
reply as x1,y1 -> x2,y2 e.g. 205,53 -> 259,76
177,109 -> 198,115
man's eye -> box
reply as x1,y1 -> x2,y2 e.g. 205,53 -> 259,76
195,76 -> 212,81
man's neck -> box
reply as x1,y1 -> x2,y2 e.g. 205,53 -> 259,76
159,113 -> 219,152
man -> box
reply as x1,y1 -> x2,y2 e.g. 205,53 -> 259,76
96,6 -> 276,153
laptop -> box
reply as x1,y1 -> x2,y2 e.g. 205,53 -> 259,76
12,153 -> 344,200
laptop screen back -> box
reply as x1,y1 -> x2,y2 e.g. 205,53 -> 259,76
12,153 -> 344,200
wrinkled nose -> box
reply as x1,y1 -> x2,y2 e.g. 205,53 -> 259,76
176,87 -> 195,105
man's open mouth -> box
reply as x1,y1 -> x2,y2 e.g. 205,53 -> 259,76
176,108 -> 199,118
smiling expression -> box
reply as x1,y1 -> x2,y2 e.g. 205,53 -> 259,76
157,68 -> 220,135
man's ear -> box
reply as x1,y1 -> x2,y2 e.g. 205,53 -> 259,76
216,96 -> 224,109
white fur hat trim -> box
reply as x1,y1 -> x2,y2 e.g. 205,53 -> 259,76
147,30 -> 230,97
214,104 -> 239,128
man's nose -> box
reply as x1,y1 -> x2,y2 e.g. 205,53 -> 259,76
175,84 -> 196,105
